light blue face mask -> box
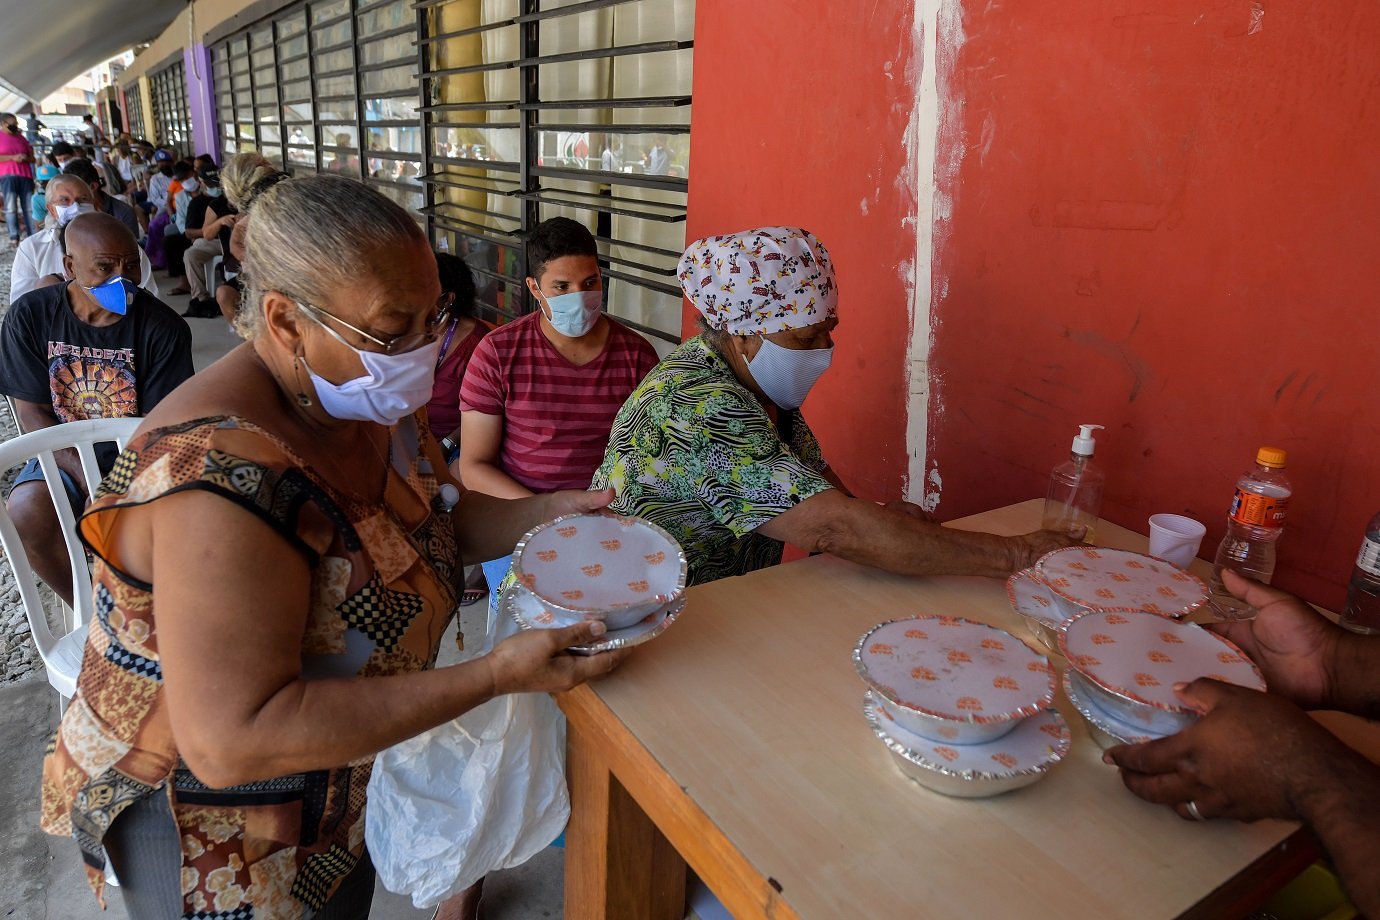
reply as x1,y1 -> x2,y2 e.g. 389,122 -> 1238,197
540,289 -> 602,337
746,338 -> 834,409
84,275 -> 135,316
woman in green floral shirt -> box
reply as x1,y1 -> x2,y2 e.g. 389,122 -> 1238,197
593,226 -> 1072,586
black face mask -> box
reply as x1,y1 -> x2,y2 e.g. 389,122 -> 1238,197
4,124 -> 18,135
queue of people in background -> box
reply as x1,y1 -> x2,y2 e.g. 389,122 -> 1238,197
1,111 -> 37,248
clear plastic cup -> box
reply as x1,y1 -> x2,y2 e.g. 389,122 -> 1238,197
1148,514 -> 1207,570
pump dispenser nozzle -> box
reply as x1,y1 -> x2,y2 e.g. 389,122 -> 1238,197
1072,424 -> 1105,457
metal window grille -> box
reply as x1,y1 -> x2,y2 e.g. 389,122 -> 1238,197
149,59 -> 193,153
123,84 -> 148,142
211,0 -> 423,193
416,0 -> 693,346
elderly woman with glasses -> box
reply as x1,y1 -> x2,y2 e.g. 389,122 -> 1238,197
594,226 -> 1073,587
41,175 -> 626,919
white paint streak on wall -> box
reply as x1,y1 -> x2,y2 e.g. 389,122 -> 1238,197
903,0 -> 965,509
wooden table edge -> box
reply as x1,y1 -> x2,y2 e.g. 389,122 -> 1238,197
560,682 -> 802,920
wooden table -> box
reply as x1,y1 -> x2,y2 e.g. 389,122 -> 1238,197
557,500 -> 1336,919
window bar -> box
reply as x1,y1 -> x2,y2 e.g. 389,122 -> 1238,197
422,39 -> 691,80
350,0 -> 366,183
301,9 -> 319,174
517,0 -> 540,310
416,2 -> 432,233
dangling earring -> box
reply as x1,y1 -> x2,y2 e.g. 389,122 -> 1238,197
292,355 -> 313,407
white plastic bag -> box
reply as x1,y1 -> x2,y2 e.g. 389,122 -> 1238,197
366,614 -> 568,908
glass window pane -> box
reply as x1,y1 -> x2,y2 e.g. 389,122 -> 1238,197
283,102 -> 315,123
286,126 -> 312,146
314,19 -> 351,48
316,49 -> 353,75
371,183 -> 424,212
280,35 -> 308,60
254,85 -> 278,106
281,80 -> 311,102
260,144 -> 284,167
323,126 -> 358,148
317,99 -> 356,122
312,0 -> 349,25
359,32 -> 412,67
280,59 -> 310,83
278,14 -> 307,38
324,148 -> 361,178
368,126 -> 422,155
362,64 -> 415,96
316,74 -> 355,98
358,0 -> 410,34
258,122 -> 282,144
287,145 -> 318,170
231,37 -> 248,56
364,96 -> 419,123
251,48 -> 274,70
429,125 -> 519,162
251,26 -> 273,49
232,74 -> 251,92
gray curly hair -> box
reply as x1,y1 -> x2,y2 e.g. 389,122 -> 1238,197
237,174 -> 427,339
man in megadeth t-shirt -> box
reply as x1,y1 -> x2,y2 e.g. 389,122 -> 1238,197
0,211 -> 193,604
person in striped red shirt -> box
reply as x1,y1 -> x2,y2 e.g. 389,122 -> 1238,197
457,217 -> 658,608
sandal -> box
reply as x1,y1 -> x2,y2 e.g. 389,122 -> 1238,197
459,587 -> 487,607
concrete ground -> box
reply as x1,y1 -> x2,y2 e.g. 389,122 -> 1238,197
0,270 -> 566,919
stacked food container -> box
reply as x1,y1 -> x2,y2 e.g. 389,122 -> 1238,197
854,616 -> 1071,798
502,513 -> 688,654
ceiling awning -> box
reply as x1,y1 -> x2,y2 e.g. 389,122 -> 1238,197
0,0 -> 185,105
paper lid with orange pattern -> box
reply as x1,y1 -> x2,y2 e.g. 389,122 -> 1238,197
853,617 -> 1055,724
1034,546 -> 1208,617
1006,568 -> 1064,628
1059,610 -> 1265,712
865,692 -> 1070,779
511,512 -> 688,614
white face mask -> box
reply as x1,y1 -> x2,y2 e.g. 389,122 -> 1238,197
54,201 -> 96,226
302,337 -> 443,426
539,289 -> 602,338
746,338 -> 834,409
182,178 -> 201,194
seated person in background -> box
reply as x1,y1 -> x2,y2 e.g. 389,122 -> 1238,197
29,163 -> 59,231
458,216 -> 658,598
146,149 -> 174,214
594,226 -> 1071,586
427,251 -> 488,464
9,174 -> 160,305
61,157 -> 138,239
162,161 -> 198,294
178,163 -> 235,318
217,152 -> 286,327
1106,569 -> 1380,917
47,141 -> 76,171
0,212 -> 193,605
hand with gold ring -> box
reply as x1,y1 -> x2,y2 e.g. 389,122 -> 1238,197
1103,677 -> 1353,823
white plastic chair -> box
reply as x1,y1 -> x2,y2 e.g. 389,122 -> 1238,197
0,418 -> 143,706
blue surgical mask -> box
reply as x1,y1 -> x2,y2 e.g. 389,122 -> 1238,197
302,337 -> 443,426
746,338 -> 834,409
207,188 -> 223,198
84,275 -> 135,316
539,290 -> 602,337
182,178 -> 201,194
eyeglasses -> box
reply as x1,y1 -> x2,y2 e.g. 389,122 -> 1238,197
295,292 -> 455,355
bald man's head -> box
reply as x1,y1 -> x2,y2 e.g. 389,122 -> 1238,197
61,212 -> 142,299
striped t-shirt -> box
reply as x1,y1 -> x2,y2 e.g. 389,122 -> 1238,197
459,312 -> 658,492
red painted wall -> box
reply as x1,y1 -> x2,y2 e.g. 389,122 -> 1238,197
683,0 -> 918,501
928,1 -> 1380,608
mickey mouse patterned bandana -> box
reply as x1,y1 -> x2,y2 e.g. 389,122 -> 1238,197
677,227 -> 838,336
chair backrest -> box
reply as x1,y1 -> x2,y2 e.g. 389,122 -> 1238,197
0,417 -> 143,675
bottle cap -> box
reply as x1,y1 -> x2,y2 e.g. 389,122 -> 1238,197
1072,424 -> 1104,457
1256,446 -> 1287,469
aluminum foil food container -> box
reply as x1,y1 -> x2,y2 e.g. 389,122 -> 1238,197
1062,668 -> 1155,749
511,512 -> 688,628
854,617 -> 1055,745
1034,546 -> 1209,621
1058,609 -> 1265,736
503,582 -> 683,655
1005,567 -> 1064,656
864,691 -> 1070,799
